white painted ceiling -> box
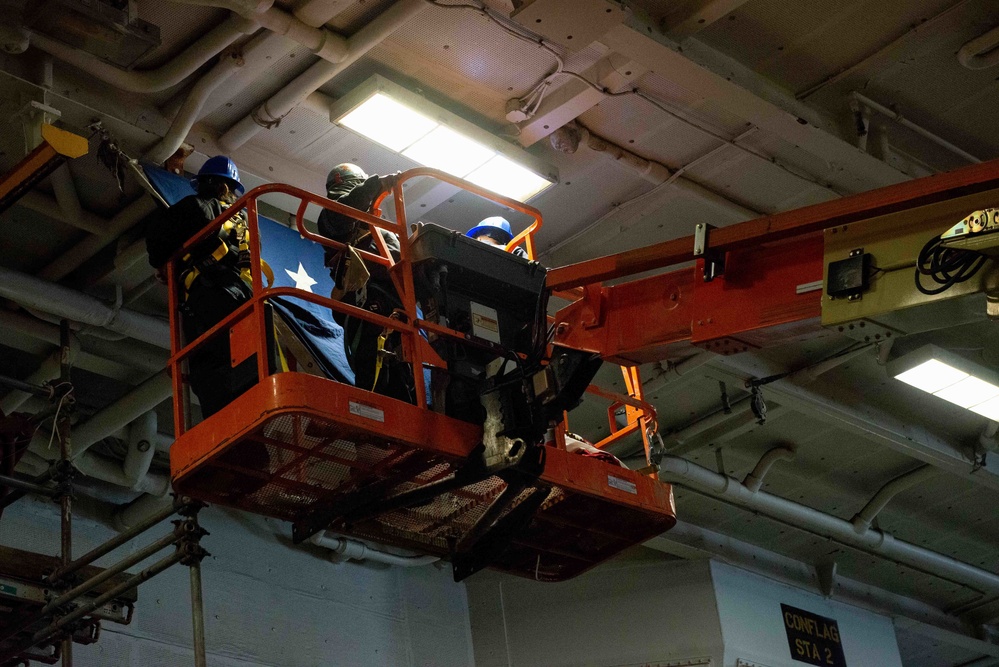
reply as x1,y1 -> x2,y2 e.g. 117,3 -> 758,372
2,1 -> 999,664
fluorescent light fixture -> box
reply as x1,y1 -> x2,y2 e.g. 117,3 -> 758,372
466,154 -> 553,202
339,93 -> 437,152
889,344 -> 999,418
330,75 -> 558,202
402,126 -> 494,176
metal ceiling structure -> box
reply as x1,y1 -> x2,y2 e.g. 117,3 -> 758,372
2,0 -> 999,664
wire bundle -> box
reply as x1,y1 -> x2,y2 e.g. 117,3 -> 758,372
914,234 -> 989,295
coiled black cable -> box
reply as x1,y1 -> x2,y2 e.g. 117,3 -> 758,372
914,234 -> 988,295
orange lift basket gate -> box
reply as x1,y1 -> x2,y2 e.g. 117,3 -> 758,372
168,168 -> 677,583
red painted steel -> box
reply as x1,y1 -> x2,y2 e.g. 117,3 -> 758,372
547,158 -> 999,290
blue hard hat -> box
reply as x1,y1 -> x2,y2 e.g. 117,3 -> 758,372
467,216 -> 513,244
192,155 -> 244,196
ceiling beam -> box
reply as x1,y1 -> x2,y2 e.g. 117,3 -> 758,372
601,10 -> 907,194
660,0 -> 753,41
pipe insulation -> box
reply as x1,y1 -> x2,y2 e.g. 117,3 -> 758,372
850,465 -> 940,534
27,15 -> 256,93
658,455 -> 999,594
309,532 -> 438,567
742,445 -> 795,493
67,370 -> 172,459
144,30 -> 285,164
220,0 -> 428,150
0,266 -> 169,348
958,25 -> 999,70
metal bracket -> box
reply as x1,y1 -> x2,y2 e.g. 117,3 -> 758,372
14,101 -> 61,153
694,223 -> 724,282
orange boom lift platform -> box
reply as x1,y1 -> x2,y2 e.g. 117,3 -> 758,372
168,169 -> 676,583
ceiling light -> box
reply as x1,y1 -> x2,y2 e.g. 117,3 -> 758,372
330,75 -> 558,202
338,93 -> 437,152
889,344 -> 999,418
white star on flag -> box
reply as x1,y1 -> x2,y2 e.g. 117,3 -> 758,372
285,262 -> 318,293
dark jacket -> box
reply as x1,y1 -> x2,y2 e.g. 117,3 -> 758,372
145,195 -> 230,270
317,175 -> 400,268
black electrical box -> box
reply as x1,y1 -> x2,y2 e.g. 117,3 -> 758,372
827,252 -> 872,299
409,223 -> 547,353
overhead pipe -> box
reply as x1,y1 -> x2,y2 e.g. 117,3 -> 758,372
650,522 -> 973,637
742,444 -> 795,492
708,355 -> 995,490
850,465 -> 939,534
147,0 -> 354,164
658,454 -> 999,594
26,15 -> 256,93
850,92 -> 981,164
293,0 -> 352,27
144,31 -> 282,164
309,531 -> 439,567
959,25 -> 999,70
0,311 -> 167,376
542,123 -> 760,260
166,0 -> 349,61
65,370 -> 172,459
572,123 -> 760,218
220,0 -> 428,150
122,411 -> 158,489
0,266 -> 169,348
642,351 -> 717,396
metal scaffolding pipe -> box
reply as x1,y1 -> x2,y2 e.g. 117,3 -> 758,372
851,465 -> 940,534
29,550 -> 185,652
42,532 -> 178,618
0,473 -> 57,497
48,499 -> 177,583
191,561 -> 207,667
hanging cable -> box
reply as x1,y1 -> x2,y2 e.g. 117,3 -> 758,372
914,234 -> 989,295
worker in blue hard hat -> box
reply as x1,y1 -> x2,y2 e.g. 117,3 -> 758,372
146,156 -> 257,418
466,216 -> 528,258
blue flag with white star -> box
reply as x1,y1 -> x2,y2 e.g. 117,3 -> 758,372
257,217 -> 355,385
143,164 -> 354,385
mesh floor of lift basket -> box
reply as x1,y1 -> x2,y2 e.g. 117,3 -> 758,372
171,373 -> 676,582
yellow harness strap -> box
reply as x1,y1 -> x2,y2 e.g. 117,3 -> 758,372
372,332 -> 388,390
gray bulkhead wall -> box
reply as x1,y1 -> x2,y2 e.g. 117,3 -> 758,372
466,553 -> 903,667
1,495 -> 474,666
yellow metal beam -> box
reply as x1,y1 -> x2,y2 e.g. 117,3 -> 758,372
0,124 -> 89,214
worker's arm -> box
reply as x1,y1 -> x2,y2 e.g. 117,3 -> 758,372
317,175 -> 389,242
